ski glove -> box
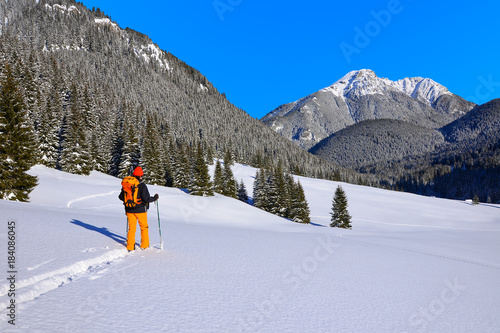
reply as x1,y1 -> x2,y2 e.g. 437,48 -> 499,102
153,194 -> 159,201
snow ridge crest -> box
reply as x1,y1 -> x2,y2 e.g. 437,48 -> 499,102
322,69 -> 452,105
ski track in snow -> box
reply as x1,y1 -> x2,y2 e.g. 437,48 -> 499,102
27,258 -> 56,271
66,191 -> 120,208
0,249 -> 129,310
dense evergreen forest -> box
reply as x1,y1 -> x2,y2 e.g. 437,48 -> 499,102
0,0 -> 356,195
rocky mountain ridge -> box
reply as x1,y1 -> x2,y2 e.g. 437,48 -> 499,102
262,69 -> 475,149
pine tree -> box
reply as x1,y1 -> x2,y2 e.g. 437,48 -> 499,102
21,53 -> 40,123
223,149 -> 234,167
108,114 -> 124,177
289,180 -> 310,223
330,185 -> 352,229
38,95 -> 60,168
160,125 -> 174,187
60,83 -> 92,175
141,115 -> 165,185
237,179 -> 249,203
172,143 -> 190,189
253,168 -> 264,209
189,142 -> 214,196
253,167 -> 273,212
89,130 -> 109,173
472,194 -> 480,205
213,159 -> 224,194
222,151 -> 237,198
162,138 -> 175,187
0,64 -> 38,201
273,165 -> 289,217
118,114 -> 141,178
265,168 -> 280,215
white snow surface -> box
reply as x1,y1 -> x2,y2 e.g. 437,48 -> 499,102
44,4 -> 80,14
94,18 -> 118,30
1,164 -> 499,332
322,69 -> 453,105
133,44 -> 172,71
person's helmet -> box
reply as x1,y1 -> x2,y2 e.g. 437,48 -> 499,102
133,166 -> 144,177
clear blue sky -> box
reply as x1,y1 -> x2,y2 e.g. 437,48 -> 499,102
79,0 -> 500,119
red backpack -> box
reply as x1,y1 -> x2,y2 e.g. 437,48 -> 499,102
121,176 -> 142,208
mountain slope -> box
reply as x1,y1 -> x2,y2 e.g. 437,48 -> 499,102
309,119 -> 445,169
0,0 -> 348,180
441,98 -> 500,145
262,69 -> 474,149
343,99 -> 500,202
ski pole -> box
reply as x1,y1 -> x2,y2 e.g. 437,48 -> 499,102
125,217 -> 129,246
156,200 -> 164,250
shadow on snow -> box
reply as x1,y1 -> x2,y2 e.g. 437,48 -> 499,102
70,219 -> 127,245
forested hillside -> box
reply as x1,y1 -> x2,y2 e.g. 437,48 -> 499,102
0,0 -> 353,185
309,119 -> 445,169
308,99 -> 500,203
361,100 -> 500,202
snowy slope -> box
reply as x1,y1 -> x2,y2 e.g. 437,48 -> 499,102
1,165 -> 499,332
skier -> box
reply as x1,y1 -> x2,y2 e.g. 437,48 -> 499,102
119,166 -> 159,251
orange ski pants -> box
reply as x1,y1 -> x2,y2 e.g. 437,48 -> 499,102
126,212 -> 149,250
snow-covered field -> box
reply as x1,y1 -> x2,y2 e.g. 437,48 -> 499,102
1,164 -> 499,332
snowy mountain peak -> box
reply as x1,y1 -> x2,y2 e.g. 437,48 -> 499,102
322,69 -> 453,105
263,69 -> 474,150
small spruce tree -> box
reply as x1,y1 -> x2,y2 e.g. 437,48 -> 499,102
253,168 -> 264,209
118,115 -> 141,178
213,159 -> 224,194
273,165 -> 289,217
172,143 -> 190,189
60,83 -> 92,175
38,96 -> 60,168
140,115 -> 166,185
330,185 -> 352,229
222,152 -> 237,198
290,180 -> 310,224
237,179 -> 249,203
189,142 -> 214,196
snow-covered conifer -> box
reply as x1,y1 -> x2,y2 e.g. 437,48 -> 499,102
213,159 -> 224,194
141,115 -> 166,185
189,142 -> 214,196
59,83 -> 92,175
330,186 -> 352,229
237,179 -> 249,203
118,113 -> 141,178
222,151 -> 237,198
0,64 -> 38,201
